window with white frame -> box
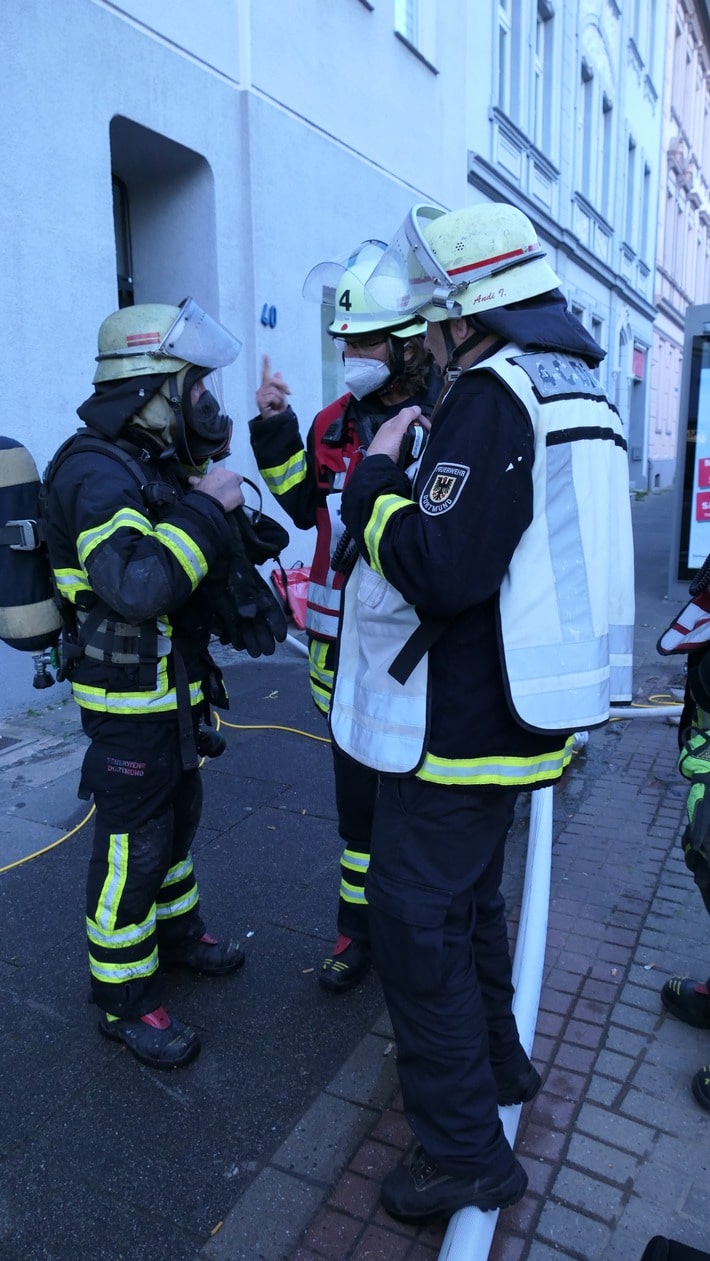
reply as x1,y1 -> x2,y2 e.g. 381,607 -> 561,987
533,0 -> 555,154
625,137 -> 636,245
394,0 -> 436,64
580,60 -> 594,199
640,163 -> 651,261
497,0 -> 523,123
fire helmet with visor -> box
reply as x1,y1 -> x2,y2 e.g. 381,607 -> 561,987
365,202 -> 560,323
302,240 -> 425,341
92,298 -> 242,469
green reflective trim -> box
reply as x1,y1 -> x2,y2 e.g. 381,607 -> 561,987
154,522 -> 208,588
417,738 -> 574,787
261,451 -> 308,497
72,660 -> 203,714
156,886 -> 199,919
87,907 -> 155,949
54,568 -> 89,600
340,878 -> 368,905
77,507 -> 151,566
342,849 -> 369,874
95,833 -> 128,931
88,947 -> 159,983
308,639 -> 333,713
161,857 -> 194,888
363,494 -> 411,575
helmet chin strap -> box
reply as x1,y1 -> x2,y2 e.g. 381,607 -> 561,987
442,319 -> 491,381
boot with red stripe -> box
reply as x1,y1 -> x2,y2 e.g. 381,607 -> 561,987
99,1005 -> 200,1069
161,931 -> 245,976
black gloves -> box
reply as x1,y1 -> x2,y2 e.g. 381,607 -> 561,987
209,512 -> 288,658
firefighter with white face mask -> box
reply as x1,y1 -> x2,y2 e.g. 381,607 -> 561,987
41,298 -> 260,1070
329,203 -> 635,1222
249,240 -> 441,993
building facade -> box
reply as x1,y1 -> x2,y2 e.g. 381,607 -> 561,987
0,0 -> 672,714
650,0 -> 710,491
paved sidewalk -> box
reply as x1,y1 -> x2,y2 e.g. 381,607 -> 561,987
3,492 -> 710,1261
231,490 -> 710,1261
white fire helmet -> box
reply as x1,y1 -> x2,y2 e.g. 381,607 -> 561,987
302,240 -> 425,340
93,297 -> 242,384
365,202 -> 560,322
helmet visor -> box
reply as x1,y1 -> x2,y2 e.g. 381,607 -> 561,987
302,240 -> 388,304
159,298 -> 241,368
364,205 -> 455,317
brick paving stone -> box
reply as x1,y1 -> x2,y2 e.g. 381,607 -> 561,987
536,1200 -> 613,1258
488,1233 -> 528,1261
551,1166 -> 626,1218
302,1208 -> 364,1258
329,1170 -> 381,1218
350,1225 -> 412,1260
518,1122 -> 568,1162
609,1003 -> 659,1034
585,1074 -> 622,1106
564,1018 -> 606,1050
350,1140 -> 403,1181
503,1189 -> 544,1235
553,1042 -> 598,1075
540,987 -> 577,1016
526,1244 -> 580,1261
565,1132 -> 639,1185
370,1110 -> 413,1150
604,1025 -> 651,1058
544,1065 -> 588,1099
519,1155 -> 556,1197
594,1048 -> 636,1081
572,997 -> 608,1025
529,1092 -> 578,1132
574,1103 -> 656,1155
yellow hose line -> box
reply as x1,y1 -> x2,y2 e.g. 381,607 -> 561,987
0,802 -> 96,874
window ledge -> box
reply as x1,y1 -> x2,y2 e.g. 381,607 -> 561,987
394,30 -> 438,74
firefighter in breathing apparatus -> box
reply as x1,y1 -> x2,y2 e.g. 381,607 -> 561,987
42,298 -> 285,1070
249,240 -> 440,993
329,203 -> 635,1221
657,563 -> 710,1110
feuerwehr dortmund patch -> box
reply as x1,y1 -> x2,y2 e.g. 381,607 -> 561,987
420,462 -> 470,515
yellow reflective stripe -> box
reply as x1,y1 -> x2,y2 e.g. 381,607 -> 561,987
261,451 -> 308,496
87,907 -> 155,949
308,639 -> 333,712
156,886 -> 200,919
54,568 -> 90,600
363,494 -> 411,576
417,738 -> 574,787
95,833 -> 128,931
88,948 -> 159,983
77,507 -> 151,566
154,522 -> 208,588
341,849 -> 369,874
340,878 -> 368,905
71,660 -> 203,714
161,857 -> 194,888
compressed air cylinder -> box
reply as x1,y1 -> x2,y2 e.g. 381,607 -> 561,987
0,437 -> 61,652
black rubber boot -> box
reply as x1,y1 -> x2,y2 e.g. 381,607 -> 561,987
319,935 -> 371,993
381,1144 -> 528,1223
99,1006 -> 200,1069
496,1061 -> 542,1107
161,933 -> 245,976
661,977 -> 710,1029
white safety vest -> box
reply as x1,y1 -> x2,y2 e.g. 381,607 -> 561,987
330,346 -> 635,774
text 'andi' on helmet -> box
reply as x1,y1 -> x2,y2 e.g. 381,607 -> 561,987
302,240 -> 425,340
92,297 -> 242,384
364,202 -> 560,323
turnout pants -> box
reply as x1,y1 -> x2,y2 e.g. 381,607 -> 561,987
331,743 -> 378,942
79,710 -> 206,1018
367,776 -> 525,1179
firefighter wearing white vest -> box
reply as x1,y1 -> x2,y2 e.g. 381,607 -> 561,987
41,300 -> 252,1070
249,240 -> 440,993
329,201 -> 635,1222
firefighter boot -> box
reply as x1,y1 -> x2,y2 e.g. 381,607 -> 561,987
319,934 -> 371,993
161,932 -> 245,976
99,1005 -> 200,1069
381,1144 -> 528,1223
661,977 -> 710,1029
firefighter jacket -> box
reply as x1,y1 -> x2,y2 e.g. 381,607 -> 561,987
43,427 -> 232,718
331,342 -> 634,788
249,374 -> 440,712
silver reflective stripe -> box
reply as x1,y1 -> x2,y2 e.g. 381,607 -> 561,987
77,610 -> 172,661
305,578 -> 342,638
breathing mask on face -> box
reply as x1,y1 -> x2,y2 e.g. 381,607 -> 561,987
342,357 -> 392,401
167,366 -> 233,469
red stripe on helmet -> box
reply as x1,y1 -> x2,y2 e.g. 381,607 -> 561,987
447,242 -> 539,278
126,332 -> 162,347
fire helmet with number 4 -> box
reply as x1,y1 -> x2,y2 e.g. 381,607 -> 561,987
364,202 -> 560,323
91,298 -> 242,470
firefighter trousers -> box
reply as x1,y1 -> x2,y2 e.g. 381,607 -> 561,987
331,743 -> 378,943
79,710 -> 206,1018
366,775 -> 525,1179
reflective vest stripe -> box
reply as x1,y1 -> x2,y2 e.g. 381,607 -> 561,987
77,507 -> 152,565
306,579 -> 342,639
154,522 -> 208,588
88,948 -> 159,984
363,494 -> 411,576
417,738 -> 574,786
156,886 -> 200,919
161,857 -> 194,888
340,877 -> 368,905
95,832 -> 129,930
341,848 -> 369,873
72,659 -> 203,714
55,567 -> 90,601
308,638 -> 333,713
261,451 -> 308,496
87,908 -> 156,949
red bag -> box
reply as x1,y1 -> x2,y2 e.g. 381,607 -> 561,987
271,562 -> 310,631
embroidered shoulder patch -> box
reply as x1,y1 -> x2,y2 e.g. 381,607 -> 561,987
420,462 -> 470,515
513,351 -> 606,400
